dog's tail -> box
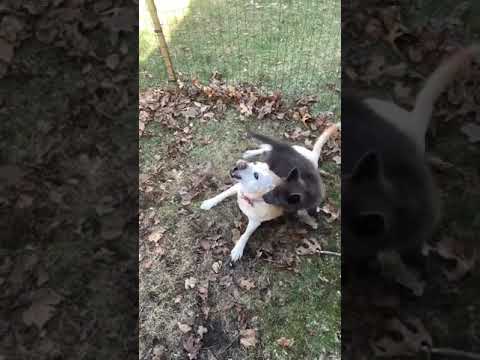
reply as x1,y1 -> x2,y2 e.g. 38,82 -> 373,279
412,44 -> 480,139
312,123 -> 340,164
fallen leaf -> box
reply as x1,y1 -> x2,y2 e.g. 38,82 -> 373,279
277,337 -> 295,348
22,288 -> 63,329
105,54 -> 119,70
148,228 -> 165,244
296,238 -> 323,256
320,203 -> 340,223
0,38 -> 14,63
461,123 -> 480,143
178,323 -> 192,333
198,286 -> 208,302
372,317 -> 432,357
199,239 -> 211,251
197,325 -> 208,338
185,277 -> 197,289
212,261 -> 222,273
240,329 -> 257,348
36,266 -> 49,286
432,236 -> 477,281
239,278 -> 256,291
183,335 -> 202,360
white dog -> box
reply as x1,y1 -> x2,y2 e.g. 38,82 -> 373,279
200,159 -> 283,262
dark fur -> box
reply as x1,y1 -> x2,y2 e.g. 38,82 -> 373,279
247,132 -> 325,213
342,96 -> 440,265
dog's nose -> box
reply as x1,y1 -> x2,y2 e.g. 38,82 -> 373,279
235,160 -> 248,170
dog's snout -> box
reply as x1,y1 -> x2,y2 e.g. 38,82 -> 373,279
235,160 -> 248,170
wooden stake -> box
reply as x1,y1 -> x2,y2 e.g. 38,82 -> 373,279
145,0 -> 177,83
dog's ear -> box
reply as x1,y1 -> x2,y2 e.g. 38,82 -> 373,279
352,211 -> 386,238
286,167 -> 300,182
287,193 -> 302,204
351,151 -> 381,182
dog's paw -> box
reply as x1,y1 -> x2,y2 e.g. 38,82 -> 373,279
242,149 -> 259,159
301,216 -> 318,229
230,244 -> 245,262
200,199 -> 216,210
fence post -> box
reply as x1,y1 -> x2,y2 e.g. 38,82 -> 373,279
145,0 -> 177,83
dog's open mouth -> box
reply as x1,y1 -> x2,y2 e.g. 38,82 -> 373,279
230,170 -> 242,180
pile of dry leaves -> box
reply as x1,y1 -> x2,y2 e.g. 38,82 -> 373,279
139,75 -> 338,138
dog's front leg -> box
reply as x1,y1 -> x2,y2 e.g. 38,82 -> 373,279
242,144 -> 272,159
200,183 -> 240,210
230,219 -> 261,262
297,209 -> 318,229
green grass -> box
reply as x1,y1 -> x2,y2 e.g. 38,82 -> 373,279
261,257 -> 341,358
139,0 -> 340,107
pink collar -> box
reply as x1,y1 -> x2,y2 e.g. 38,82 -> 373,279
241,193 -> 262,207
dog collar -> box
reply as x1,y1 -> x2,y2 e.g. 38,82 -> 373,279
241,193 -> 261,207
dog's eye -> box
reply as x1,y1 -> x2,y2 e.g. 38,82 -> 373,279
254,172 -> 259,180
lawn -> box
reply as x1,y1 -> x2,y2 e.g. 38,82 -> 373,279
139,1 -> 341,359
140,0 -> 341,107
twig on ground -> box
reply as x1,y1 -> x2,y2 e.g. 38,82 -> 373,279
431,348 -> 480,360
319,250 -> 341,257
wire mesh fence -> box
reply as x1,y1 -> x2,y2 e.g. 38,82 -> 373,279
140,0 -> 340,110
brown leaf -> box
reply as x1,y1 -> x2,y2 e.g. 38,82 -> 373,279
320,203 -> 340,223
372,317 -> 432,357
461,123 -> 480,143
36,266 -> 49,286
22,288 -> 63,329
239,278 -> 256,291
178,323 -> 192,333
183,335 -> 202,360
148,228 -> 165,244
199,239 -> 211,251
185,277 -> 197,289
0,38 -> 14,63
277,337 -> 295,348
432,236 -> 477,281
105,54 -> 120,70
258,100 -> 274,119
296,238 -> 323,256
240,329 -> 257,348
198,286 -> 208,302
212,261 -> 222,273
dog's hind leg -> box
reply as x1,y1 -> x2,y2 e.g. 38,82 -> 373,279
200,183 -> 240,210
242,144 -> 272,160
297,209 -> 318,229
230,219 -> 261,262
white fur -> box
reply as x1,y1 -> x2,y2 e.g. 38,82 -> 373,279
200,161 -> 283,262
242,144 -> 272,159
